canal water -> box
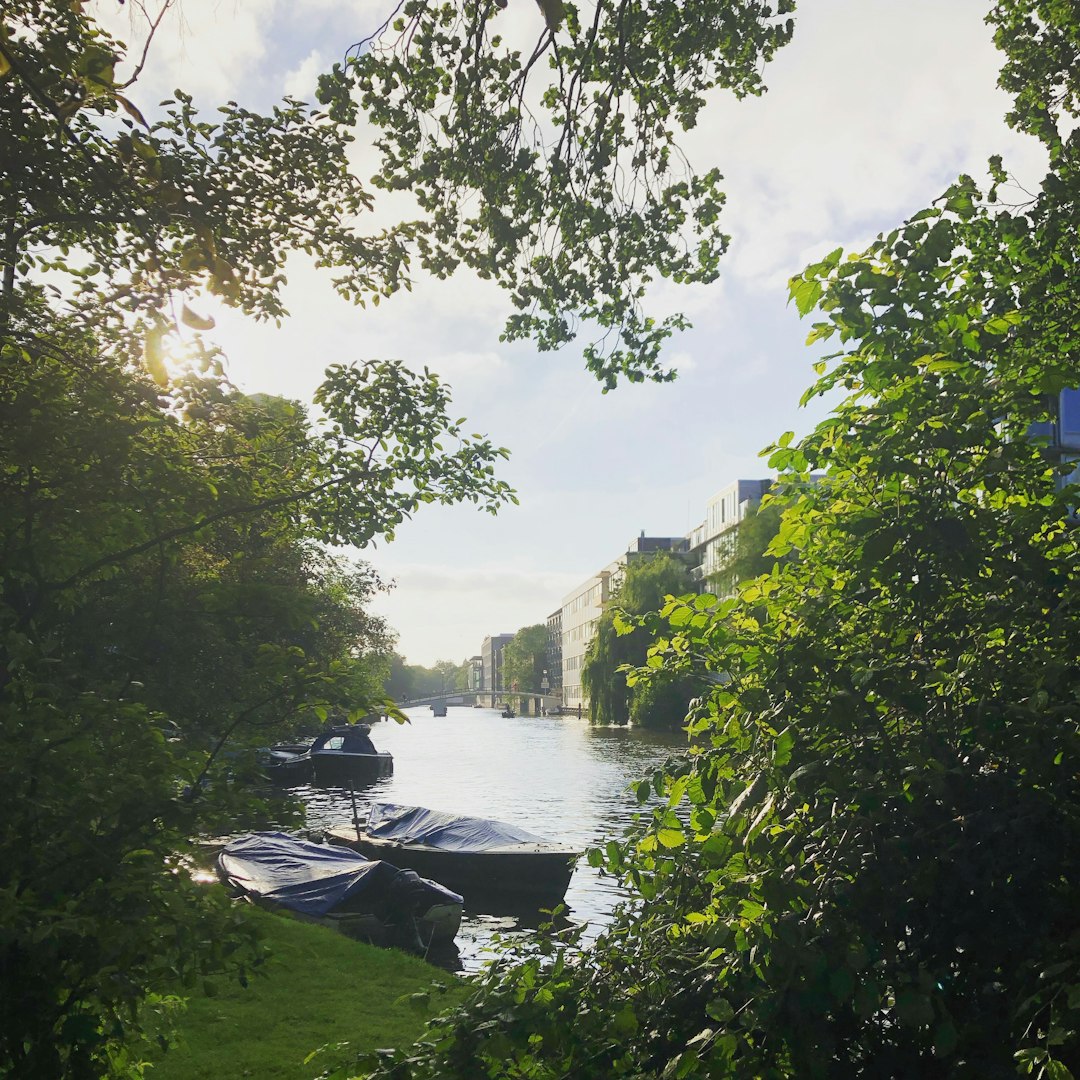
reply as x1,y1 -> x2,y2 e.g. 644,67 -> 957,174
283,705 -> 689,970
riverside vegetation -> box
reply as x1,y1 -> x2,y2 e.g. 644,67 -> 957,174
348,5 -> 1080,1079
2,1 -> 1079,1078
1,0 -> 787,1073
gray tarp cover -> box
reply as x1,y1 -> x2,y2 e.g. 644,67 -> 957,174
365,803 -> 547,851
218,832 -> 398,915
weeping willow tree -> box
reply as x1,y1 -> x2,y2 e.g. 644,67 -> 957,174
581,553 -> 696,728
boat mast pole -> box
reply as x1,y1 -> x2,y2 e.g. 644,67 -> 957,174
349,782 -> 362,841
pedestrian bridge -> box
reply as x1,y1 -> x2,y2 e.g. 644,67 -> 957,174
400,690 -> 564,715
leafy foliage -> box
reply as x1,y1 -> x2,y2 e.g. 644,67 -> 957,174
706,498 -> 786,597
326,0 -> 795,388
1,1 -> 542,1072
502,624 -> 550,693
356,4 -> 1080,1077
1,0 -> 792,388
384,655 -> 469,700
0,314 -> 512,1074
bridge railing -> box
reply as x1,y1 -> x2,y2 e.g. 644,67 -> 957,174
398,690 -> 565,712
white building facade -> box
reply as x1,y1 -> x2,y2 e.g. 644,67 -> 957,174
559,568 -> 615,712
688,478 -> 772,592
559,535 -> 690,712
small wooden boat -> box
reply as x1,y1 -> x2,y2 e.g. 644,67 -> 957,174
326,803 -> 580,905
263,724 -> 393,786
217,832 -> 462,950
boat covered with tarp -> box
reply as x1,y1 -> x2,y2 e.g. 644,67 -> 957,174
217,832 -> 462,949
325,803 -> 580,903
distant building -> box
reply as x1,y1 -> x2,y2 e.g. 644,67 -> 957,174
481,634 -> 514,692
467,655 -> 483,691
545,609 -> 563,697
559,569 -> 613,712
626,532 -> 690,557
686,478 -> 773,592
1030,388 -> 1080,493
560,533 -> 693,712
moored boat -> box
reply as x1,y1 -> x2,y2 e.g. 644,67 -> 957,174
216,832 -> 463,950
262,724 -> 393,786
326,802 -> 580,905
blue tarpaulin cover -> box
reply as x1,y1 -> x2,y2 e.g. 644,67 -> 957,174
365,803 -> 548,851
218,832 -> 400,916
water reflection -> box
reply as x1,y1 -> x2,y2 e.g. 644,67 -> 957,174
277,706 -> 688,969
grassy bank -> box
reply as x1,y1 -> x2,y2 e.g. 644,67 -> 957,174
144,906 -> 468,1079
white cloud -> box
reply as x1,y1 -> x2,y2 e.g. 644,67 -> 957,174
97,0 -> 278,104
670,0 -> 1048,292
283,48 -> 326,101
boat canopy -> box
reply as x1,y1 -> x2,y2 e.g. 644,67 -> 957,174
365,803 -> 548,851
311,725 -> 377,754
219,832 -> 402,915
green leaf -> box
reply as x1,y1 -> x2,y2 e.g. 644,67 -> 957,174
773,727 -> 794,767
143,326 -> 169,386
657,827 -> 685,849
933,1021 -> 958,1058
983,310 -> 1023,334
612,1005 -> 638,1036
705,998 -> 735,1023
790,277 -> 824,317
181,304 -> 216,331
115,94 -> 149,128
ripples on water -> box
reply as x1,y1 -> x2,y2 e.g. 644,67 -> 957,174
276,705 -> 689,970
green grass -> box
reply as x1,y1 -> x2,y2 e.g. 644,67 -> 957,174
143,906 -> 469,1079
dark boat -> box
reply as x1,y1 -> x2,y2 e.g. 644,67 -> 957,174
216,832 -> 463,950
263,724 -> 393,786
501,706 -> 515,718
430,702 -> 448,717
325,803 -> 580,905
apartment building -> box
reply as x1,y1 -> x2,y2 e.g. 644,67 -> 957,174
559,569 -> 612,712
545,608 -> 563,696
687,478 -> 772,592
467,655 -> 484,691
480,634 -> 514,692
1032,387 -> 1080,493
560,534 -> 690,711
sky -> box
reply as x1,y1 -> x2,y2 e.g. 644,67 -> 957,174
98,0 -> 1047,666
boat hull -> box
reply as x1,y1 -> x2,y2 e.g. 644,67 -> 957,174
326,828 -> 578,905
309,750 -> 393,786
264,750 -> 393,787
